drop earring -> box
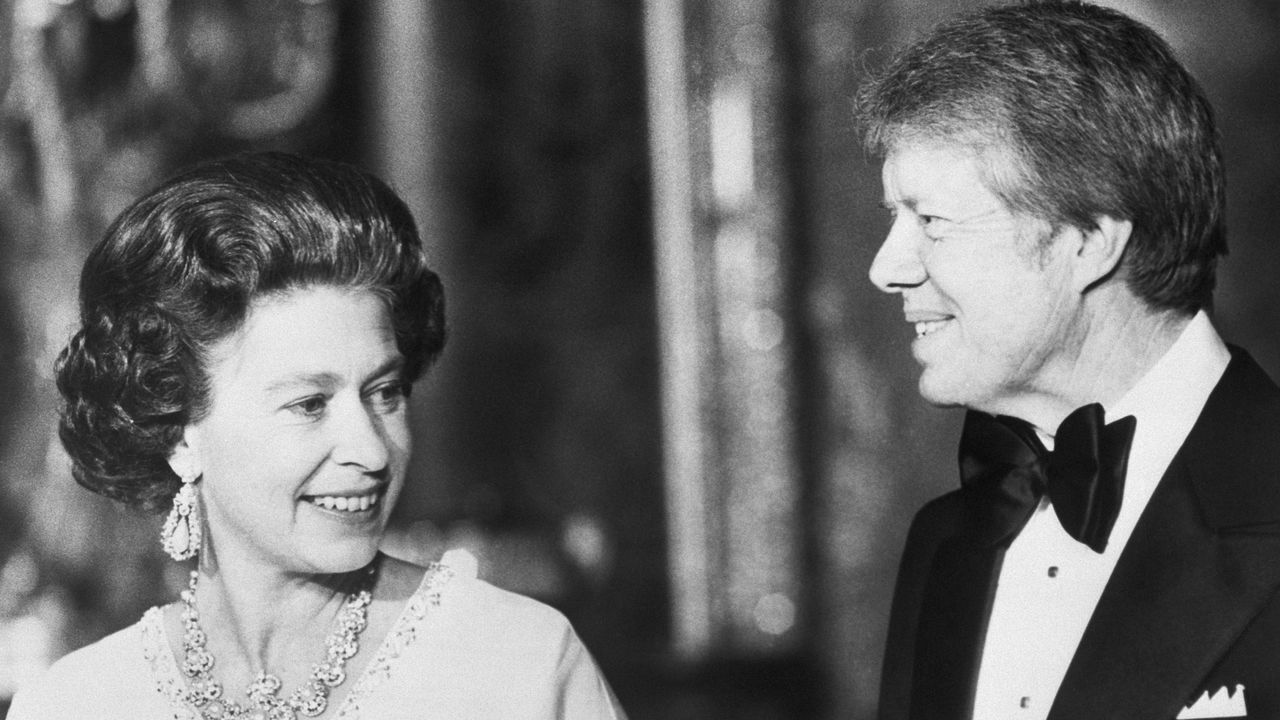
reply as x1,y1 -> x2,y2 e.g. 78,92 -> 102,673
161,473 -> 201,561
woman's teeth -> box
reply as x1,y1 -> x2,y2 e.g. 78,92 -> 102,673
309,493 -> 379,512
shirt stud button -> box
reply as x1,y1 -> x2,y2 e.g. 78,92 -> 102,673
1020,696 -> 1032,709
1048,566 -> 1059,578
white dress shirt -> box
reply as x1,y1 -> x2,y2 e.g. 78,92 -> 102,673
971,311 -> 1231,719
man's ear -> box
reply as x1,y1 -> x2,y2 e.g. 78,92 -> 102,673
1072,215 -> 1133,292
167,426 -> 202,480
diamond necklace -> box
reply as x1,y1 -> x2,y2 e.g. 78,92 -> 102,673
179,564 -> 376,720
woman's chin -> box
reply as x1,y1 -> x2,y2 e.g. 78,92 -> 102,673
297,543 -> 383,576
288,517 -> 388,573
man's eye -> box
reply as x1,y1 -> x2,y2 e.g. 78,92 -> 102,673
918,215 -> 949,239
289,396 -> 328,417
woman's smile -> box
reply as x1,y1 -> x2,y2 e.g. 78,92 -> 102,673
179,286 -> 411,574
300,485 -> 388,518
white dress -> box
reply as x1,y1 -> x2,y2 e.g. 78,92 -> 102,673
7,550 -> 627,719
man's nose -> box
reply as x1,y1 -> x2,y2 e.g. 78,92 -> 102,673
868,219 -> 927,293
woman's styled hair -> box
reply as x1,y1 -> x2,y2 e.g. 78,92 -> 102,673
855,0 -> 1226,314
56,151 -> 447,512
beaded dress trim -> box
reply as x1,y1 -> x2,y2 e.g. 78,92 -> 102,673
140,558 -> 461,720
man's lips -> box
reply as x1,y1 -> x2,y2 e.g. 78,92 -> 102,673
913,319 -> 950,338
904,312 -> 954,339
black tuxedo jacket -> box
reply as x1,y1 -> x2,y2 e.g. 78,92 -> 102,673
879,348 -> 1280,720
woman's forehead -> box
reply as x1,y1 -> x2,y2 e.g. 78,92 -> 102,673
203,287 -> 398,387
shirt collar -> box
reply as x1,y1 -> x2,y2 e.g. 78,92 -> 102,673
1107,310 -> 1230,427
1097,310 -> 1230,507
1034,311 -> 1228,453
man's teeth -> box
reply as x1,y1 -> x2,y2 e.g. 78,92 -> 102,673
309,493 -> 379,512
914,320 -> 948,338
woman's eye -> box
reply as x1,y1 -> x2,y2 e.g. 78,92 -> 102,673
367,382 -> 408,413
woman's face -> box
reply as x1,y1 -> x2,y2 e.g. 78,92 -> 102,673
174,286 -> 412,576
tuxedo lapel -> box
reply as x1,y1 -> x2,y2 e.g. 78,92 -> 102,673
1048,458 -> 1280,719
1049,349 -> 1280,720
908,536 -> 1003,719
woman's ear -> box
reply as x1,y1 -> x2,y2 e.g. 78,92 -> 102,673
1072,215 -> 1133,292
167,426 -> 203,480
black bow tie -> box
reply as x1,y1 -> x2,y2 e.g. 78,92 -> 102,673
958,403 -> 1137,553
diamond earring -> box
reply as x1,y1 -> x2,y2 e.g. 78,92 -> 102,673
161,473 -> 201,561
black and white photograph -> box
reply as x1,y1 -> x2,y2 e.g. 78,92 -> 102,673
0,1 -> 1278,718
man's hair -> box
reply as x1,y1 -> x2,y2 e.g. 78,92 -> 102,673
855,0 -> 1226,313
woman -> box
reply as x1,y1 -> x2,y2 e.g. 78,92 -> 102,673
9,152 -> 626,719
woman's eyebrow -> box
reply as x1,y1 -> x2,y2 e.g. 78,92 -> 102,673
362,356 -> 406,384
263,372 -> 342,394
262,356 -> 406,394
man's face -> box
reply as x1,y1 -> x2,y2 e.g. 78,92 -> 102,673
869,142 -> 1084,416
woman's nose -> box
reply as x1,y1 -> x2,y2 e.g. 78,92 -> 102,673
868,219 -> 927,293
331,402 -> 390,472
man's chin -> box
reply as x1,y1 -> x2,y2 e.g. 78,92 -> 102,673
916,372 -> 972,409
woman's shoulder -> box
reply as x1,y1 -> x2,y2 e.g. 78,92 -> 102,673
348,552 -> 626,718
7,613 -> 169,719
26,618 -> 142,685
380,548 -> 576,651
434,549 -> 574,633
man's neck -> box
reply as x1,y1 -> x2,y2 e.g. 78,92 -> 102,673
988,294 -> 1194,434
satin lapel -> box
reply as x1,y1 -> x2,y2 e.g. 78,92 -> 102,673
1049,350 -> 1280,720
1048,460 -> 1280,719
908,535 -> 1004,720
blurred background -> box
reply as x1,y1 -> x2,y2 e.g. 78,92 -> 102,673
0,0 -> 1276,717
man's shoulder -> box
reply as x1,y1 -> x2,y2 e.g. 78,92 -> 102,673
899,488 -> 967,552
1181,346 -> 1280,530
1186,345 -> 1280,465
916,487 -> 965,514
1217,345 -> 1280,413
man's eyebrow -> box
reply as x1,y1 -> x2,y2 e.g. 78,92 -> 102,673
880,198 -> 917,211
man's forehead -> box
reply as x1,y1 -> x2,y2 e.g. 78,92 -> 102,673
881,143 -> 981,193
883,141 -> 1023,199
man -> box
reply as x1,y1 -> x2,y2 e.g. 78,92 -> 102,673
858,2 -> 1280,719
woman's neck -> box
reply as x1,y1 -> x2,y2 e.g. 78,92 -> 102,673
191,548 -> 373,678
